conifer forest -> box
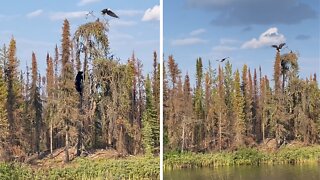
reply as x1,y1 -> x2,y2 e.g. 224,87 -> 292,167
0,0 -> 319,179
164,50 -> 320,153
0,19 -> 160,179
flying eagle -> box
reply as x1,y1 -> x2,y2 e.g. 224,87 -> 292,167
271,43 -> 286,52
101,8 -> 119,18
216,57 -> 230,62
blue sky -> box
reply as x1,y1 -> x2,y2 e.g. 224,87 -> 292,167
164,0 -> 319,85
0,0 -> 159,76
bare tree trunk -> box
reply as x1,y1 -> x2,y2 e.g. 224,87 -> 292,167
89,97 -> 97,148
76,121 -> 82,156
64,122 -> 69,163
99,102 -> 107,143
181,118 -> 185,153
108,121 -> 113,147
76,94 -> 83,157
50,121 -> 53,156
133,124 -> 141,155
262,115 -> 265,143
282,73 -> 285,93
219,112 -> 222,152
211,117 -> 215,150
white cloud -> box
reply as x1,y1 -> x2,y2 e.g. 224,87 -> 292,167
117,10 -> 144,17
142,5 -> 160,21
241,27 -> 286,49
136,40 -> 159,46
26,9 -> 43,18
211,38 -> 239,56
190,28 -> 206,36
171,38 -> 208,46
220,38 -> 239,45
77,0 -> 100,6
212,45 -> 236,54
50,11 -> 88,20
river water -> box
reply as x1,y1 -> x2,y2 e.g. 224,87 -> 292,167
164,164 -> 320,180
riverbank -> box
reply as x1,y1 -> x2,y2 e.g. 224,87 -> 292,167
164,145 -> 320,170
0,156 -> 159,180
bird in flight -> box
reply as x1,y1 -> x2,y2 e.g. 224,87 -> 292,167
101,8 -> 119,18
216,57 -> 230,62
271,43 -> 286,52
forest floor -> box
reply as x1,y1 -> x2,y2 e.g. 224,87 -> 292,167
0,148 -> 160,179
29,147 -> 123,169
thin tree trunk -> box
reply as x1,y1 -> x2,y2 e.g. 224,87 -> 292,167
35,118 -> 40,155
212,116 -> 215,149
181,119 -> 185,153
76,121 -> 82,156
219,112 -> 222,152
108,112 -> 114,148
282,73 -> 285,93
64,122 -> 69,163
262,118 -> 265,143
76,94 -> 83,157
50,121 -> 53,156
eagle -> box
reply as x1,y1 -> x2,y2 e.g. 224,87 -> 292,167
271,43 -> 286,52
216,57 -> 230,62
101,8 -> 119,18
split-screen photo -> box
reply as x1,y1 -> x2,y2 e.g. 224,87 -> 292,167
163,0 -> 319,180
0,0 -> 319,180
0,0 -> 160,179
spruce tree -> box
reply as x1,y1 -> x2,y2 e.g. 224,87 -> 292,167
6,37 -> 21,145
274,51 -> 282,93
46,54 -> 55,155
181,73 -> 193,152
194,57 -> 204,149
0,53 -> 9,143
142,75 -> 158,156
152,51 -> 160,118
30,52 -> 42,154
60,19 -> 76,163
216,65 -> 227,151
233,70 -> 245,147
241,64 -> 253,136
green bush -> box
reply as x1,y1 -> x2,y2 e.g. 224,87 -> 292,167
164,146 -> 320,170
0,156 -> 159,180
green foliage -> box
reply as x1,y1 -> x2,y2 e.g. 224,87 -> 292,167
233,70 -> 245,146
194,57 -> 204,115
74,21 -> 109,58
142,119 -> 154,157
164,146 -> 320,170
0,163 -> 33,180
142,75 -> 158,156
166,51 -> 319,153
274,52 -> 282,92
0,55 -> 8,140
0,157 -> 159,180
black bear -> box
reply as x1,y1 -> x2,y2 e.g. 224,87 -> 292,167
75,71 -> 83,96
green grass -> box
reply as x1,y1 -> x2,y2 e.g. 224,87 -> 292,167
164,146 -> 320,170
0,156 -> 159,180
